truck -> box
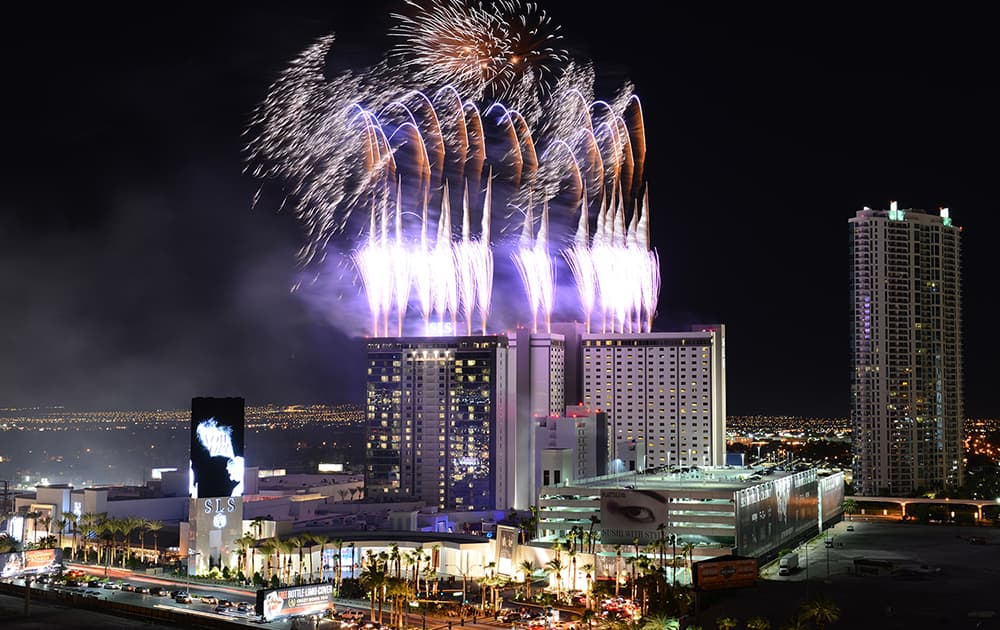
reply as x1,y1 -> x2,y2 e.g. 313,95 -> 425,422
778,552 -> 799,575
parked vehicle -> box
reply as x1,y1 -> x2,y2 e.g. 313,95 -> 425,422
175,592 -> 193,604
778,552 -> 799,576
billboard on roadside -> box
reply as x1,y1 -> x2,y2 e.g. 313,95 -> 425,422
0,548 -> 62,577
255,582 -> 334,622
693,556 -> 758,590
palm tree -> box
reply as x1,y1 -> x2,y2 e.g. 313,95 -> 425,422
780,614 -> 810,630
359,552 -> 387,624
746,617 -> 771,630
587,515 -> 600,553
519,560 -> 535,599
681,541 -> 696,585
235,534 -> 253,579
580,562 -> 594,609
715,616 -> 738,630
614,544 -> 623,597
288,536 -> 305,583
842,498 -> 858,521
37,515 -> 52,546
545,556 -> 565,602
641,615 -> 680,630
259,538 -> 277,582
146,520 -> 163,564
800,597 -> 840,630
332,538 -> 344,587
55,517 -> 68,553
388,543 -> 401,578
138,518 -> 150,561
568,546 -> 578,593
250,517 -> 265,540
79,512 -> 99,561
310,533 -> 329,581
64,512 -> 78,560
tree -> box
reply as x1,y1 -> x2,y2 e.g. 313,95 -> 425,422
545,556 -> 565,602
681,541 -> 696,585
519,560 -> 536,599
147,520 -> 163,564
64,512 -> 78,560
587,514 -> 600,553
310,533 -> 329,581
55,517 -> 68,553
715,617 -> 738,630
641,615 -> 680,630
746,616 -> 771,630
780,614 -> 810,630
614,544 -> 623,597
580,562 -> 594,610
842,498 -> 858,521
800,597 -> 840,630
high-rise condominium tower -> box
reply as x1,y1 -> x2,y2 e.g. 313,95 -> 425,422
850,202 -> 963,497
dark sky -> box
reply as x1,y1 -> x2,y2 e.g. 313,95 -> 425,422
1,4 -> 996,417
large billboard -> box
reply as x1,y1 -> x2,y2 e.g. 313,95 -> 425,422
734,470 -> 818,558
600,488 -> 669,544
255,582 -> 334,622
1,548 -> 62,578
189,397 -> 245,499
693,556 -> 758,591
495,525 -> 518,576
818,472 -> 845,527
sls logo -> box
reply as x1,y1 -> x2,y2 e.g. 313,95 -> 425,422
204,497 -> 237,514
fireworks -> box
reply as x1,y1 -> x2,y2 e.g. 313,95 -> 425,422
389,0 -> 567,121
247,1 -> 661,337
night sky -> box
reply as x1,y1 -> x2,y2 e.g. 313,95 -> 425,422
2,4 -> 996,417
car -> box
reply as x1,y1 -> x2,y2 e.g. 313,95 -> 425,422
88,579 -> 103,588
201,595 -> 219,605
135,586 -> 151,594
824,539 -> 834,548
175,592 -> 193,604
121,583 -> 136,592
150,586 -> 169,596
236,602 -> 253,614
969,536 -> 986,545
845,525 -> 854,531
65,579 -> 83,588
217,599 -> 235,609
103,582 -> 121,590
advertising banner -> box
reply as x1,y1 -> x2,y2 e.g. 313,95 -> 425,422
255,582 -> 334,622
22,548 -> 61,574
693,556 -> 758,590
495,525 -> 518,576
600,488 -> 669,544
0,552 -> 22,578
189,397 -> 245,499
818,472 -> 845,527
735,470 -> 818,558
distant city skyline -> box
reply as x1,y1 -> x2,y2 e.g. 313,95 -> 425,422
2,4 -> 997,418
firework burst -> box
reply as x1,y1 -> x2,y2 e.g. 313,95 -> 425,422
389,0 -> 568,116
246,2 -> 661,338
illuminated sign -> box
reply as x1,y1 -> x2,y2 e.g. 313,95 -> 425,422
189,397 -> 245,499
600,488 -> 670,544
317,463 -> 343,473
255,582 -> 334,622
1,549 -> 62,578
693,556 -> 758,591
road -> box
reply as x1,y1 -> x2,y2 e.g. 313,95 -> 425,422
696,520 -> 1000,629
